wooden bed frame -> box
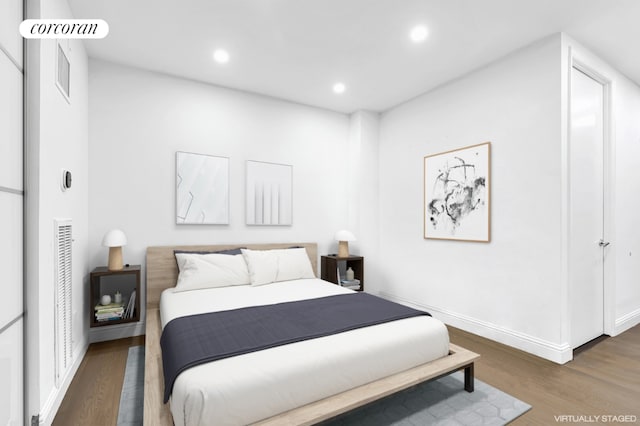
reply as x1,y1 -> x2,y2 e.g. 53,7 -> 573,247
143,243 -> 479,426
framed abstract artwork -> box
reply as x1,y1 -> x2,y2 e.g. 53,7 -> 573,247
246,160 -> 293,225
424,142 -> 491,242
176,151 -> 230,224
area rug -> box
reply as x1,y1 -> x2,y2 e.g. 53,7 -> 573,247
117,346 -> 144,426
118,346 -> 530,425
321,371 -> 531,425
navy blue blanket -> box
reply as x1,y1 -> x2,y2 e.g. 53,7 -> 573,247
160,292 -> 430,402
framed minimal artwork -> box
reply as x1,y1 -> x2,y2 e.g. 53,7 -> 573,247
246,160 -> 293,225
176,151 -> 229,224
424,142 -> 491,242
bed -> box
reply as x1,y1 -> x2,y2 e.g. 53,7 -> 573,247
143,243 -> 479,426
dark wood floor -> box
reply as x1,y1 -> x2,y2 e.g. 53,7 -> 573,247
53,326 -> 640,425
53,335 -> 145,426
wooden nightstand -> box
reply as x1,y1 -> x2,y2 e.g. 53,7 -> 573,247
320,255 -> 364,291
90,265 -> 141,327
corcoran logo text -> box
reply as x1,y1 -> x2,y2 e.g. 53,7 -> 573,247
20,19 -> 109,39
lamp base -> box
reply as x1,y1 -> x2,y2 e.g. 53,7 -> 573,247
338,241 -> 349,258
108,246 -> 124,271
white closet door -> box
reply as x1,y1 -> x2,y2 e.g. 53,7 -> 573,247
569,67 -> 605,348
0,318 -> 23,426
0,52 -> 23,191
0,0 -> 23,66
0,1 -> 24,423
0,192 -> 22,329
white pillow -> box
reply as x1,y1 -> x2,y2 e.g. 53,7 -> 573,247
275,248 -> 316,282
241,249 -> 279,286
174,253 -> 250,292
242,248 -> 315,286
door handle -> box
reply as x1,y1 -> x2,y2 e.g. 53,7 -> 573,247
598,239 -> 610,248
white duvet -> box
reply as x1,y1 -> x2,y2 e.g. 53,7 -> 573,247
160,279 -> 449,426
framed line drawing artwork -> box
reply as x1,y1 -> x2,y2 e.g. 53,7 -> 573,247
176,151 -> 230,224
246,160 -> 293,225
424,142 -> 491,242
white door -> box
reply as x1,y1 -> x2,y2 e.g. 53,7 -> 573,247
0,0 -> 24,423
569,66 -> 606,349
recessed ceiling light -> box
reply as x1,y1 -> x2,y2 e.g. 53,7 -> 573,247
333,82 -> 346,94
213,49 -> 230,64
410,25 -> 428,43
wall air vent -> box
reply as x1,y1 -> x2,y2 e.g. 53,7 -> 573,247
54,219 -> 73,387
56,41 -> 70,102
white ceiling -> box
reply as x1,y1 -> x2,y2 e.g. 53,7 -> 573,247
68,0 -> 640,114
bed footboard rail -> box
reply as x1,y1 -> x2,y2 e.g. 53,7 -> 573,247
254,343 -> 479,426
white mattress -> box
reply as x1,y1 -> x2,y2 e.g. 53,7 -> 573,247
160,279 -> 449,426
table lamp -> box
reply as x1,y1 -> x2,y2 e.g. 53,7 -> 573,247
102,229 -> 127,270
334,230 -> 356,257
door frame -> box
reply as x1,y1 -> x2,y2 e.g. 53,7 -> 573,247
564,46 -> 615,350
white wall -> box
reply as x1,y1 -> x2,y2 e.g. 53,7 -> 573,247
561,35 -> 640,336
25,0 -> 90,423
613,77 -> 640,330
88,60 -> 351,337
347,111 -> 381,285
375,32 -> 640,363
376,35 -> 569,362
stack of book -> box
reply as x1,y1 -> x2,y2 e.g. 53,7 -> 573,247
95,301 -> 125,322
123,290 -> 136,319
340,279 -> 361,290
336,266 -> 361,290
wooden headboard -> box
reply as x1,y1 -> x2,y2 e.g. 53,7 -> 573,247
145,243 -> 318,309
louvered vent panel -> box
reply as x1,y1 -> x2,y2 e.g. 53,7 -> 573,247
57,43 -> 70,99
54,219 -> 73,387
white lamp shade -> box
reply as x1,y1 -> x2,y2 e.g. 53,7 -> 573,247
102,229 -> 127,247
334,229 -> 356,242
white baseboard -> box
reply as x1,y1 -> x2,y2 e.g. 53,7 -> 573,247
378,291 -> 573,364
614,308 -> 640,336
39,343 -> 88,426
89,320 -> 145,343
